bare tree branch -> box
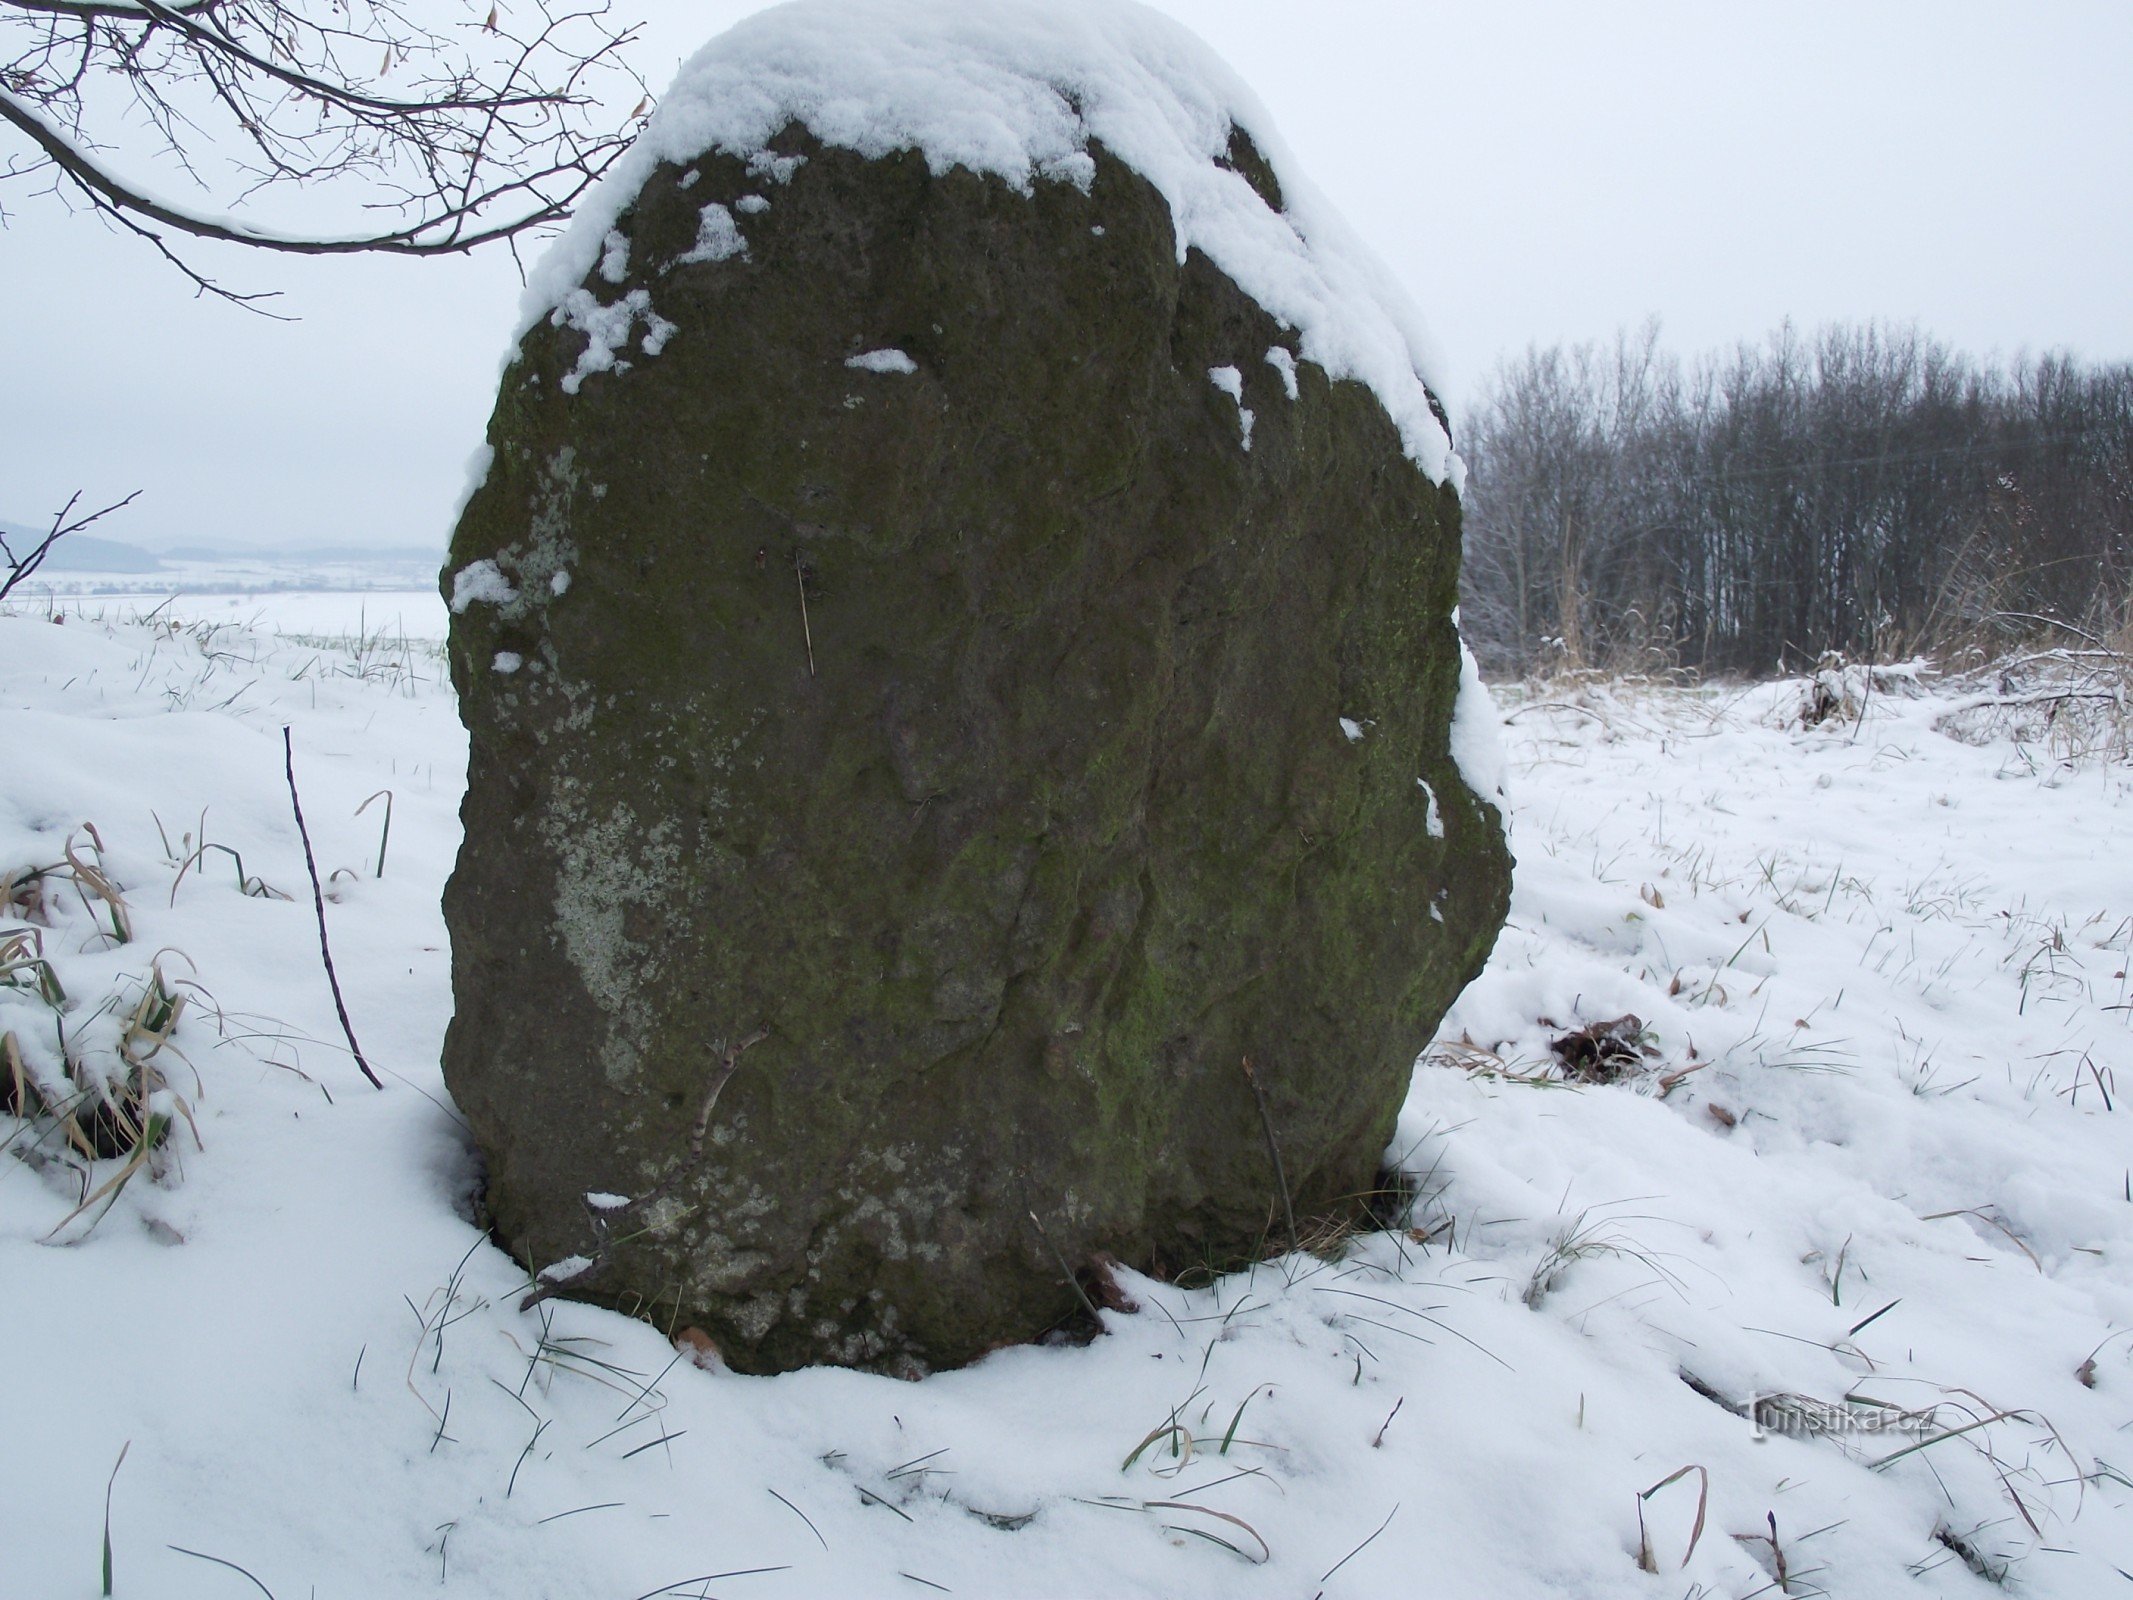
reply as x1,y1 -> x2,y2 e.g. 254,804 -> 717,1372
8,0 -> 225,19
1,85 -> 604,254
1,0 -> 645,298
0,488 -> 140,601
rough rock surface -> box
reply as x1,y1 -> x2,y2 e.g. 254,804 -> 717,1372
442,122 -> 1511,1374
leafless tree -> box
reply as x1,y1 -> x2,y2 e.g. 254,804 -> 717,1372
0,0 -> 643,305
1461,323 -> 2133,677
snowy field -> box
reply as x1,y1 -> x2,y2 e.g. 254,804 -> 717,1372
15,588 -> 449,643
3,603 -> 2130,1598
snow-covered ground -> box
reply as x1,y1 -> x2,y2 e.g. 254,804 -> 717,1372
4,606 -> 2129,1598
13,586 -> 447,642
16,546 -> 444,606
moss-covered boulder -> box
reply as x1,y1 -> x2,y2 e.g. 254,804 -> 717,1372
442,27 -> 1509,1375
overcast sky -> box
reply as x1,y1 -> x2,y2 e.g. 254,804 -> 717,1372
4,1 -> 2129,549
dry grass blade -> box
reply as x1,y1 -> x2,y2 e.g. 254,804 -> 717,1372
1424,1036 -> 1566,1088
1,864 -> 51,925
2,1030 -> 99,1162
1869,1410 -> 2016,1471
167,1546 -> 278,1600
42,1103 -> 173,1241
1919,1206 -> 2043,1271
10,944 -> 202,1236
1122,1419 -> 1194,1475
170,840 -> 290,905
1143,1500 -> 1270,1563
1218,1385 -> 1271,1455
120,965 -> 188,1069
101,1439 -> 129,1597
63,826 -> 131,946
768,1487 -> 829,1551
1,925 -> 67,1006
1320,1501 -> 1399,1583
631,1569 -> 793,1600
1636,1463 -> 1709,1572
1525,1209 -> 1682,1309
2,1031 -> 29,1120
355,790 -> 394,878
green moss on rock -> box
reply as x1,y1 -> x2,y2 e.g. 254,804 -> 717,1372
442,127 -> 1510,1375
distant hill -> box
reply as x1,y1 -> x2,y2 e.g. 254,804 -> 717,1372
0,523 -> 163,573
4,518 -> 443,595
158,543 -> 442,564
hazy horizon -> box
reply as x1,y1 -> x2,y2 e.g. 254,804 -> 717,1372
5,0 -> 2129,549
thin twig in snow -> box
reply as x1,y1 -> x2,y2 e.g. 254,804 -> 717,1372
1240,1056 -> 1297,1254
283,727 -> 382,1090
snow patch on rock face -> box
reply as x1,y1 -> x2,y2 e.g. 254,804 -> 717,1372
449,443 -> 496,528
1265,344 -> 1299,400
1417,776 -> 1445,838
747,149 -> 807,184
537,1254 -> 594,1283
679,202 -> 749,264
1451,639 -> 1508,814
599,230 -> 631,285
519,0 -> 1455,483
1207,364 -> 1253,451
450,559 -> 518,614
845,348 -> 918,374
551,288 -> 677,394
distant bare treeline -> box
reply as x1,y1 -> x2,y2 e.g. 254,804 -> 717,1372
1456,322 -> 2133,675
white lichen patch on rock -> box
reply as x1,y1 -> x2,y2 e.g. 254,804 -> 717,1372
541,792 -> 679,1088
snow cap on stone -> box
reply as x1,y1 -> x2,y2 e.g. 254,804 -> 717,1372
520,0 -> 1457,485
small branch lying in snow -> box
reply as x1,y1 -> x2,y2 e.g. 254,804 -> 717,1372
283,726 -> 382,1090
1947,690 -> 2126,712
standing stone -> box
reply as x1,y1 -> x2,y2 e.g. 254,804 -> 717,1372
442,8 -> 1511,1375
